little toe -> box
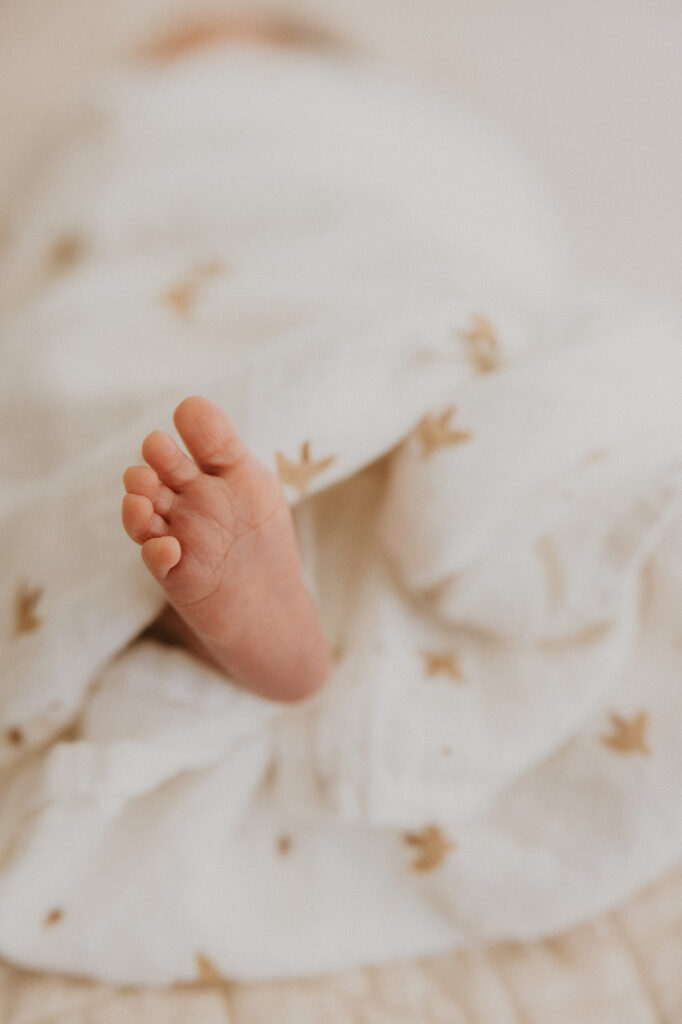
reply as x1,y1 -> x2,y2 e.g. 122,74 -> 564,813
122,493 -> 168,543
141,536 -> 182,581
141,429 -> 199,490
173,396 -> 248,474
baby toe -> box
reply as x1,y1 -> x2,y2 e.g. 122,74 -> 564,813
122,493 -> 168,543
123,465 -> 160,500
124,465 -> 176,517
141,429 -> 199,490
141,536 -> 182,581
173,396 -> 248,473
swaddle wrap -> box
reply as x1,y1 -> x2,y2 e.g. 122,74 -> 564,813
0,47 -> 681,984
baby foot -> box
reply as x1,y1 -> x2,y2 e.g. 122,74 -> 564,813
122,397 -> 331,701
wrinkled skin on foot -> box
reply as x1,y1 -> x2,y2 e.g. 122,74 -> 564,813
122,397 -> 331,702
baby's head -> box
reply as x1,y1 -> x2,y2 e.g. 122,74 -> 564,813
138,12 -> 346,64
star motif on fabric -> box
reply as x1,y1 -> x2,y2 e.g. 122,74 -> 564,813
275,441 -> 336,493
164,260 -> 223,317
5,728 -> 24,746
44,908 -> 64,926
277,835 -> 292,855
421,649 -> 464,682
460,313 -> 500,373
601,711 -> 650,755
15,582 -> 43,635
142,18 -> 245,60
196,953 -> 228,984
416,407 -> 471,457
404,826 -> 455,872
47,232 -> 86,274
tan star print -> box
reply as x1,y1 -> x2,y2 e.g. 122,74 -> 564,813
416,407 -> 472,457
275,441 -> 336,493
277,835 -> 292,855
47,232 -> 86,274
44,908 -> 64,926
196,953 -> 227,984
460,313 -> 500,373
165,281 -> 195,317
15,582 -> 43,635
601,711 -> 650,755
404,825 -> 455,872
421,649 -> 464,682
164,260 -> 223,317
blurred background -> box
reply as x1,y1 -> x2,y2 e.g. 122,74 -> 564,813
2,0 -> 681,309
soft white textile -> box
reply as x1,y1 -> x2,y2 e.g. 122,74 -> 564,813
3,863 -> 682,1024
0,47 -> 681,985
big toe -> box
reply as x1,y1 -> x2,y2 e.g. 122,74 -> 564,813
173,396 -> 248,474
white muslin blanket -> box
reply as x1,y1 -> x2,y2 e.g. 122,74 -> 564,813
0,46 -> 681,986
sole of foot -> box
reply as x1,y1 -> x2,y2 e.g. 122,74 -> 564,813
122,396 -> 331,702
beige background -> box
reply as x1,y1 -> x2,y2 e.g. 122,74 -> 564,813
1,0 -> 681,309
